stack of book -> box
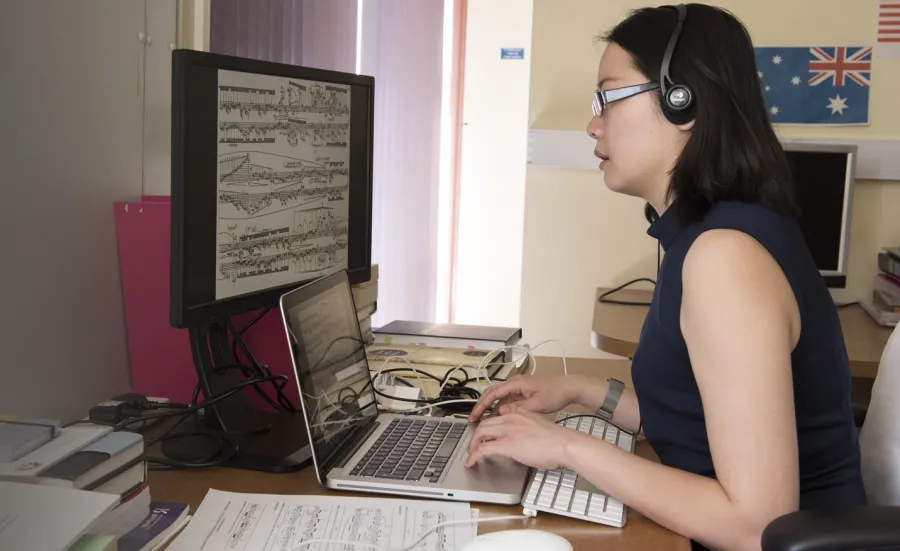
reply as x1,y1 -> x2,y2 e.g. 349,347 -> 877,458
0,416 -> 190,550
373,320 -> 522,361
353,263 -> 379,343
860,247 -> 900,326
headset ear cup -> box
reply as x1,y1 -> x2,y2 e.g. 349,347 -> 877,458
661,84 -> 695,125
666,84 -> 693,111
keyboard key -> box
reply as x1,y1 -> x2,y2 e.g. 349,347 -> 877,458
606,498 -> 624,517
587,494 -> 608,518
537,485 -> 555,507
571,490 -> 589,515
553,487 -> 573,510
525,480 -> 541,504
435,436 -> 461,459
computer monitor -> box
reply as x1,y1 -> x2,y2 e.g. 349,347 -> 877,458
168,50 -> 374,471
783,141 -> 856,289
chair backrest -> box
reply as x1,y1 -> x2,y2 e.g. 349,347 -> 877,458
858,322 -> 900,506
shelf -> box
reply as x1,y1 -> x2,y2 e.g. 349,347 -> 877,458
527,129 -> 900,181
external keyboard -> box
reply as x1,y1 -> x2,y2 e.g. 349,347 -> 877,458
521,411 -> 635,527
349,418 -> 465,483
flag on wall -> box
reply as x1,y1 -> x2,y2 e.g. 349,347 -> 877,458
877,0 -> 900,59
753,46 -> 872,125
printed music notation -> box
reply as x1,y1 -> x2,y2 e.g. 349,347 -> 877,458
219,81 -> 349,120
218,240 -> 348,283
163,490 -> 479,551
215,66 -> 352,301
219,184 -> 349,216
219,120 -> 348,148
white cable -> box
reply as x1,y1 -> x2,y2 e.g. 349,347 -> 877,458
371,355 -> 432,399
480,341 -> 568,376
291,514 -> 531,551
524,339 -> 568,376
437,364 -> 470,396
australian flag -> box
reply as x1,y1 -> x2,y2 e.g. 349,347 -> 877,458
753,46 -> 872,125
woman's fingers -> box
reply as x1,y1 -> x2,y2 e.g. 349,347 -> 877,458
467,423 -> 508,455
467,380 -> 522,421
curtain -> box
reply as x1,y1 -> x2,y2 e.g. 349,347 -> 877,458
360,0 -> 446,327
210,0 -> 448,328
210,0 -> 356,72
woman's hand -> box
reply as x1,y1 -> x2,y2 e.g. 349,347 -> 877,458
466,374 -> 582,423
464,409 -> 587,470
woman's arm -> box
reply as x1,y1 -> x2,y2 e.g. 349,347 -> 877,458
564,229 -> 801,551
569,377 -> 642,434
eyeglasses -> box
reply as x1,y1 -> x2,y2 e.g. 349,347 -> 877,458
592,82 -> 660,116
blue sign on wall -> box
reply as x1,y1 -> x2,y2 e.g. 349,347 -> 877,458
500,47 -> 525,60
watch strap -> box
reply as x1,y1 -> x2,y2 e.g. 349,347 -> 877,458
597,378 -> 625,420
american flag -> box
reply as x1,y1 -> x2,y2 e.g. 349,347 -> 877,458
753,46 -> 871,125
878,0 -> 900,58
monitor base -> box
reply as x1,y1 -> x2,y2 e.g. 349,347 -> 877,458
159,410 -> 312,473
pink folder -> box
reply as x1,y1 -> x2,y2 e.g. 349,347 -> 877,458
113,197 -> 299,407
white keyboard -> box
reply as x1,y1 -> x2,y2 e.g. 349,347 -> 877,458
521,411 -> 635,527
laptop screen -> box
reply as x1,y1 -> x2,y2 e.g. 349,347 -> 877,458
280,270 -> 377,473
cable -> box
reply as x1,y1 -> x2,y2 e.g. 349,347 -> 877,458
227,315 -> 297,412
597,241 -> 662,307
556,413 -> 635,436
290,514 -> 532,551
597,277 -> 656,306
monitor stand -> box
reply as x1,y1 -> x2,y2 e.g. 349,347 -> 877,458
159,318 -> 312,473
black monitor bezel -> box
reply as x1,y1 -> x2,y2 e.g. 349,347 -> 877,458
170,49 -> 373,328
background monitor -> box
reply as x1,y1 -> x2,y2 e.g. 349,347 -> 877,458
783,141 -> 856,289
167,49 -> 374,472
170,49 -> 373,329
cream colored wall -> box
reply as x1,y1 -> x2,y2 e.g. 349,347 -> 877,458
520,0 -> 900,359
454,0 -> 534,328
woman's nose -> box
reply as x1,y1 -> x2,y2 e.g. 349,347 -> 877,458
586,114 -> 603,139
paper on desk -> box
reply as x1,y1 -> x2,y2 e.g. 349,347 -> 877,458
165,489 -> 477,551
0,481 -> 119,551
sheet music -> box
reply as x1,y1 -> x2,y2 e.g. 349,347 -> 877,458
165,490 -> 477,551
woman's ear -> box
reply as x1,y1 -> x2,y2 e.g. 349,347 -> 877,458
676,119 -> 695,132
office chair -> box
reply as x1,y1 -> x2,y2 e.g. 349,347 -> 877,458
761,323 -> 900,551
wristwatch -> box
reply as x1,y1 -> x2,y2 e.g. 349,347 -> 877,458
596,378 -> 625,421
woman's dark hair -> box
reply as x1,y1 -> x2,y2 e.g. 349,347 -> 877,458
600,3 -> 798,224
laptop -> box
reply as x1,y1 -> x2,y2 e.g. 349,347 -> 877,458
278,269 -> 530,504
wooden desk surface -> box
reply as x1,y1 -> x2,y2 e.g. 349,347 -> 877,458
149,357 -> 689,551
591,287 -> 892,379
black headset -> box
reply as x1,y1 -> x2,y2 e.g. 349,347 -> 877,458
659,4 -> 695,125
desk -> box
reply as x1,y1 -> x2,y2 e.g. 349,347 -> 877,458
591,287 -> 893,379
149,357 -> 690,551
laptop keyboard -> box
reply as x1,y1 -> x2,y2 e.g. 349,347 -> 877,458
349,418 -> 466,483
521,411 -> 635,528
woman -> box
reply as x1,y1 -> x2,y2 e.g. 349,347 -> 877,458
464,4 -> 867,551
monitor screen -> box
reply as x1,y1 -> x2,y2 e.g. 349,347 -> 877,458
280,270 -> 377,473
170,50 -> 373,328
784,146 -> 854,284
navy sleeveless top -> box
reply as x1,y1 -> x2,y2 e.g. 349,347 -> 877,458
630,200 -> 866,548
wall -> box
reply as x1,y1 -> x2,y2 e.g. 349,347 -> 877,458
452,0 -> 533,328
520,0 -> 900,359
0,0 -> 147,421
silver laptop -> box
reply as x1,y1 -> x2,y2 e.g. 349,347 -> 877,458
278,269 -> 529,504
